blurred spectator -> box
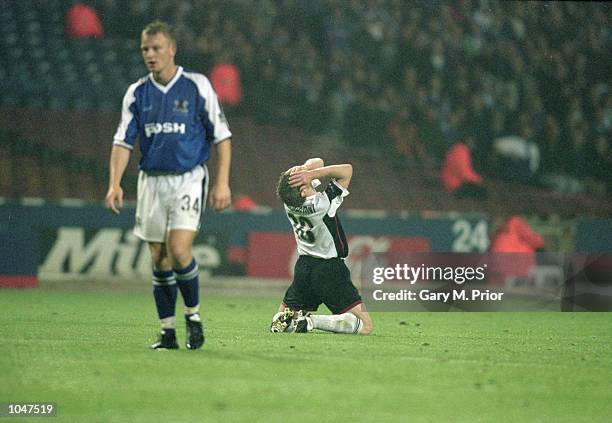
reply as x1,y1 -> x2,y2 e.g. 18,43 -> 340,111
387,108 -> 430,168
492,132 -> 540,185
567,123 -> 590,182
590,134 -> 612,194
489,215 -> 546,283
328,77 -> 356,136
490,215 -> 545,254
538,115 -> 583,194
539,115 -> 565,174
418,106 -> 447,164
233,194 -> 258,211
210,55 -> 243,107
440,136 -> 487,199
65,2 -> 103,39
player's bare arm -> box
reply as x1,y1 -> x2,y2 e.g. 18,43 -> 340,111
209,138 -> 232,211
288,163 -> 353,190
286,157 -> 325,175
105,145 -> 131,214
303,157 -> 324,171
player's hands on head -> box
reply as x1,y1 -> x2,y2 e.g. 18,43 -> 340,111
286,165 -> 306,176
105,186 -> 124,214
210,183 -> 232,211
288,169 -> 313,188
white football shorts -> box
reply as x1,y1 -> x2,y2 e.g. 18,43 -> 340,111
134,165 -> 209,243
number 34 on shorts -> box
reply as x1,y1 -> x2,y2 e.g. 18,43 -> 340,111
134,165 -> 207,242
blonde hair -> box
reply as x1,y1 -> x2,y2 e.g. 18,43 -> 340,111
142,20 -> 176,45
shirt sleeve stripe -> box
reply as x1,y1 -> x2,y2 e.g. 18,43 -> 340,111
183,72 -> 232,143
113,79 -> 143,147
112,140 -> 134,150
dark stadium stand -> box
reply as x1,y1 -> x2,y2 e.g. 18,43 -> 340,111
2,110 -> 611,217
0,1 -> 131,111
1,1 -> 610,218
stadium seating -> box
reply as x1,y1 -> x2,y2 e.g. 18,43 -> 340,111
1,108 -> 611,217
0,1 -> 609,218
0,1 -> 132,111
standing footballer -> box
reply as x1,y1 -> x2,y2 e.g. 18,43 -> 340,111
105,20 -> 232,350
271,158 -> 372,335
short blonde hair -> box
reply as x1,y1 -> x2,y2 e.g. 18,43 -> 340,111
142,20 -> 176,45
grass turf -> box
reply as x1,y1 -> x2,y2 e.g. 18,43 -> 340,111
1,281 -> 611,422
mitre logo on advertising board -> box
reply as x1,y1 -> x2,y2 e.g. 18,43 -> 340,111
40,227 -> 220,277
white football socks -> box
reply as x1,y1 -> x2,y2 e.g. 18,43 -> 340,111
310,313 -> 363,334
160,316 -> 176,330
185,304 -> 200,316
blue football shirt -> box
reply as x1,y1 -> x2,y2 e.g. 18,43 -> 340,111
113,66 -> 232,173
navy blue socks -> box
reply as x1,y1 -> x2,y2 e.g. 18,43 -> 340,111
174,258 -> 200,310
152,269 -> 178,321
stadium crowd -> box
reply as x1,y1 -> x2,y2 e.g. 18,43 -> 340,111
97,0 -> 611,193
1,1 -> 609,200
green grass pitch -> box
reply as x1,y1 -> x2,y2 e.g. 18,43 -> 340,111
1,279 -> 611,422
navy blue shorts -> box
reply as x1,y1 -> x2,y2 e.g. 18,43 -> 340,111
282,255 -> 362,314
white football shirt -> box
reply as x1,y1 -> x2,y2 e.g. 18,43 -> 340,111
283,180 -> 349,259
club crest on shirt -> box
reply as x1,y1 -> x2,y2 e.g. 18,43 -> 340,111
173,99 -> 189,114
